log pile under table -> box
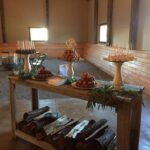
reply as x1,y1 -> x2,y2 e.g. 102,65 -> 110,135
17,106 -> 116,150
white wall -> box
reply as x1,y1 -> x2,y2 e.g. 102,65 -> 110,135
48,0 -> 88,43
136,0 -> 150,51
3,0 -> 88,43
112,0 -> 131,47
2,0 -> 150,51
88,0 -> 132,48
87,0 -> 95,43
98,0 -> 108,24
4,0 -> 46,42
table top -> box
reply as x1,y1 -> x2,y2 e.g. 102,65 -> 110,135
8,75 -> 144,106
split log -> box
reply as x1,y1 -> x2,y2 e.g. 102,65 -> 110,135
54,120 -> 79,137
94,128 -> 115,148
107,136 -> 116,150
53,120 -> 96,150
85,125 -> 109,141
76,128 -> 115,150
18,121 -> 36,135
76,119 -> 107,141
77,120 -> 95,136
23,106 -> 50,122
36,116 -> 78,140
66,120 -> 89,139
46,119 -> 80,149
19,112 -> 61,135
32,112 -> 61,131
43,115 -> 72,136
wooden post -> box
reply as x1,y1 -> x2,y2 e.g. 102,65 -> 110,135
45,0 -> 49,42
94,0 -> 98,43
31,88 -> 39,110
107,0 -> 113,46
9,79 -> 16,138
129,0 -> 140,49
130,95 -> 142,150
45,0 -> 49,27
117,102 -> 132,150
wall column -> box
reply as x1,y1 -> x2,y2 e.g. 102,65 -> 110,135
0,0 -> 6,42
94,0 -> 98,43
107,0 -> 113,46
129,0 -> 140,49
45,0 -> 49,27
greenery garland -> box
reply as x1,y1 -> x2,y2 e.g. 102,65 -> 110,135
18,69 -> 36,80
87,85 -> 141,111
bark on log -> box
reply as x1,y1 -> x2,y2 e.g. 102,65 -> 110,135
77,120 -> 95,136
33,112 -> 61,130
76,119 -> 107,141
85,125 -> 109,141
76,128 -> 115,150
53,120 -> 102,150
107,136 -> 116,150
19,112 -> 61,135
23,106 -> 50,122
18,121 -> 35,135
43,115 -> 72,136
93,128 -> 115,149
46,119 -> 80,149
66,120 -> 89,139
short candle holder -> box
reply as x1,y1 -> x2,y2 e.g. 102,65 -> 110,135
104,58 -> 134,90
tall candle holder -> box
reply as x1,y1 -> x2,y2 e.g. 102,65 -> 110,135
16,41 -> 36,73
16,50 -> 36,73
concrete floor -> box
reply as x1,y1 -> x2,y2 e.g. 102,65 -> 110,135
0,59 -> 150,150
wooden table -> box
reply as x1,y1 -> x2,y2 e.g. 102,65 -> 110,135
8,76 -> 144,150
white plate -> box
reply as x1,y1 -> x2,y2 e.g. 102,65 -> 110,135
71,82 -> 98,90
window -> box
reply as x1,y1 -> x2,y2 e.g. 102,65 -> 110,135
99,24 -> 108,43
29,27 -> 48,41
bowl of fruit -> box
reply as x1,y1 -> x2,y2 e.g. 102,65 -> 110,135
63,49 -> 79,62
34,67 -> 53,81
72,72 -> 97,89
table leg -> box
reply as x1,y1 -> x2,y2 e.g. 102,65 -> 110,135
117,102 -> 132,150
130,95 -> 142,150
9,80 -> 16,138
31,88 -> 39,110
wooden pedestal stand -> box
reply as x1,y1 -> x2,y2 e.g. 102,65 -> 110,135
23,54 -> 31,73
113,62 -> 123,90
67,61 -> 74,80
104,59 -> 133,90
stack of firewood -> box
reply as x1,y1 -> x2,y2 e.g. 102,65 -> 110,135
18,106 -> 116,150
